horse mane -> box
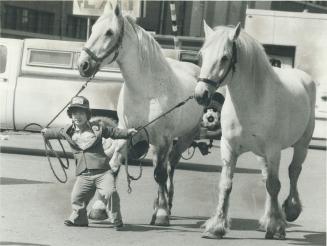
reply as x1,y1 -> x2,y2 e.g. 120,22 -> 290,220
211,26 -> 276,80
238,30 -> 276,77
124,15 -> 170,72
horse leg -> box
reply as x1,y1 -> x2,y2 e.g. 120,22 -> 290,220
282,111 -> 314,222
150,139 -> 173,226
167,125 -> 200,214
202,138 -> 238,239
282,145 -> 307,222
166,160 -> 175,215
257,156 -> 268,231
260,149 -> 286,240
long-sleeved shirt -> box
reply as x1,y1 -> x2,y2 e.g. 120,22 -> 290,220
43,120 -> 129,176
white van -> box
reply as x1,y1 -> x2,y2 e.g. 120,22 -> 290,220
0,38 -> 199,131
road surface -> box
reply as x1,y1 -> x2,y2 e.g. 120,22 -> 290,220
0,134 -> 326,246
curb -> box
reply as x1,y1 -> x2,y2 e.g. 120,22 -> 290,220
0,146 -> 73,158
0,141 -> 325,158
308,144 -> 326,151
0,146 -> 154,167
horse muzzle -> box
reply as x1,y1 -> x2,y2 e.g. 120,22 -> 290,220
78,59 -> 100,78
194,82 -> 211,107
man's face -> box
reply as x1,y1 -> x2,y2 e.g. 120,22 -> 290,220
71,108 -> 88,127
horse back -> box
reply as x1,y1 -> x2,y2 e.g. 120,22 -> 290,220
274,67 -> 316,108
267,67 -> 315,148
222,67 -> 316,154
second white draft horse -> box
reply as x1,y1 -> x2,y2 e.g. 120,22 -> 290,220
194,22 -> 315,239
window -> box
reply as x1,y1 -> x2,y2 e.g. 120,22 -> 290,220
0,45 -> 7,73
27,49 -> 73,69
66,15 -> 87,39
38,11 -> 54,34
2,5 -> 54,34
263,45 -> 296,68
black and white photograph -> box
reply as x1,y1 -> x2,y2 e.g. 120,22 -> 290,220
0,0 -> 326,245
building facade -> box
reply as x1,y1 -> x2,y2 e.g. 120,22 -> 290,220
1,1 -> 327,43
0,1 -> 97,40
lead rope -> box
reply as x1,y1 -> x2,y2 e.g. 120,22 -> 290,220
41,74 -> 95,183
124,95 -> 194,193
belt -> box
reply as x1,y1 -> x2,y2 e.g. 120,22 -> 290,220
80,169 -> 107,176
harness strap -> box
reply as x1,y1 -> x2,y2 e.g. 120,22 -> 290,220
198,41 -> 237,88
136,95 -> 194,132
124,95 -> 194,193
82,21 -> 124,65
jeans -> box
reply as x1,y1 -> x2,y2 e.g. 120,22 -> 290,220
68,170 -> 122,225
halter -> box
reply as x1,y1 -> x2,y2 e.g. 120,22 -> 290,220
198,41 -> 238,88
82,21 -> 125,65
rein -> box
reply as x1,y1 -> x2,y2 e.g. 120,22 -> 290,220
82,22 -> 124,66
41,74 -> 95,183
136,95 -> 194,132
125,95 -> 194,193
198,41 -> 237,88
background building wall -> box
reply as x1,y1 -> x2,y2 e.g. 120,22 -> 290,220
1,1 -> 327,42
0,0 -> 96,40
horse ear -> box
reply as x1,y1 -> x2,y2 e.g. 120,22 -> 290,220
114,0 -> 122,17
229,22 -> 241,42
203,20 -> 214,37
103,0 -> 113,14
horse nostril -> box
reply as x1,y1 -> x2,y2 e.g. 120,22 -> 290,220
82,61 -> 89,72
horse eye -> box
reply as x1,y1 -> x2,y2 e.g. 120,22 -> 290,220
105,30 -> 113,36
213,108 -> 217,112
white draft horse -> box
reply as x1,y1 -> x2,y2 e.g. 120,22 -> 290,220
194,22 -> 316,239
78,3 -> 203,225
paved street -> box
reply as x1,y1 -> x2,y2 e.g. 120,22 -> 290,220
0,133 -> 326,246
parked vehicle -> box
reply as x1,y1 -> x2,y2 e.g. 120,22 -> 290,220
0,38 -> 200,132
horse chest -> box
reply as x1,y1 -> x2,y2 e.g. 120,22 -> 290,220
221,109 -> 269,155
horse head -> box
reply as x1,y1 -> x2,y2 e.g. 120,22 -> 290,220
194,21 -> 241,106
78,1 -> 124,78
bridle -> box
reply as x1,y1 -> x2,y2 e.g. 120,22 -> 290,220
197,41 -> 238,88
82,21 -> 125,66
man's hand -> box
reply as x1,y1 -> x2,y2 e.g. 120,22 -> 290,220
127,128 -> 138,136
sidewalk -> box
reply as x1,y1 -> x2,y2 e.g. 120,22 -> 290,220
0,130 -> 325,158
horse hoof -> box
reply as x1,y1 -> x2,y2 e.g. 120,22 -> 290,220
275,231 -> 286,240
265,231 -> 286,240
88,209 -> 108,220
202,231 -> 222,239
265,231 -> 274,239
154,216 -> 170,226
282,199 -> 302,222
256,224 -> 265,232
